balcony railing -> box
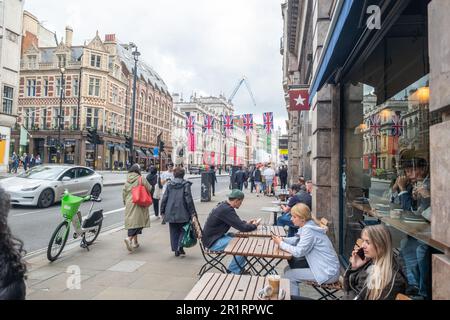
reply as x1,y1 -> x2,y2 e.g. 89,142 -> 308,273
20,61 -> 82,70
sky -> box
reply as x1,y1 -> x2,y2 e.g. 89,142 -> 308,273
24,0 -> 287,133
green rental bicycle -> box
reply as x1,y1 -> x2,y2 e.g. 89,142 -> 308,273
47,190 -> 103,262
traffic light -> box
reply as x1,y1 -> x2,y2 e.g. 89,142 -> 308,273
159,140 -> 165,153
125,135 -> 132,150
87,128 -> 96,144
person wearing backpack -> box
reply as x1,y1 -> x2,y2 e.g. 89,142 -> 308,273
122,164 -> 152,252
160,167 -> 197,257
146,166 -> 161,218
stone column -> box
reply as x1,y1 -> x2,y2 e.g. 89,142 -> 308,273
428,0 -> 450,299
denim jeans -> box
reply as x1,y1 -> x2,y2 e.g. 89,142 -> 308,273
400,236 -> 431,298
209,235 -> 246,274
277,213 -> 297,237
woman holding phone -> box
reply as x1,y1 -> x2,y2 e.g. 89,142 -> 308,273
271,203 -> 340,296
342,224 -> 407,300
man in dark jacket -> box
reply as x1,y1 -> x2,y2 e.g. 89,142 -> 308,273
209,165 -> 218,196
202,189 -> 259,274
279,166 -> 288,190
160,167 -> 197,256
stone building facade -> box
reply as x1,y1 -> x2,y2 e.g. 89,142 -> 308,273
13,18 -> 172,170
282,0 -> 449,299
0,0 -> 23,173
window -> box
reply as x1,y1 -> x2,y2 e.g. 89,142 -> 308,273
111,86 -> 118,104
70,107 -> 78,129
90,54 -> 101,68
88,78 -> 101,96
40,108 -> 47,129
52,107 -> 60,129
86,107 -> 99,128
72,77 -> 79,97
56,77 -> 65,96
57,55 -> 66,68
2,86 -> 13,114
28,55 -> 37,69
24,107 -> 35,129
77,167 -> 93,178
43,79 -> 49,96
110,113 -> 117,132
27,79 -> 36,97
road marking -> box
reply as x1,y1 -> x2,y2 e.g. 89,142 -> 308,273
12,209 -> 54,217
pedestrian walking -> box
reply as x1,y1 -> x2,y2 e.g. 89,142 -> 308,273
209,165 -> 218,196
146,166 -> 161,218
160,163 -> 174,225
0,187 -> 27,299
122,164 -> 152,252
279,165 -> 288,190
35,154 -> 42,166
160,167 -> 197,257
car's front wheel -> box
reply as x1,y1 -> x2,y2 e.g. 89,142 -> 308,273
38,188 -> 54,208
90,184 -> 102,197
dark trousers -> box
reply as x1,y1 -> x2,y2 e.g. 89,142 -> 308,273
280,179 -> 287,190
169,222 -> 185,252
211,182 -> 215,196
250,181 -> 255,193
153,198 -> 160,216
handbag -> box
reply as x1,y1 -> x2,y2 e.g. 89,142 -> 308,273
288,256 -> 309,269
180,220 -> 197,248
132,176 -> 153,207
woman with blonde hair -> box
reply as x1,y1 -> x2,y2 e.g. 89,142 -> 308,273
343,224 -> 406,300
272,203 -> 340,296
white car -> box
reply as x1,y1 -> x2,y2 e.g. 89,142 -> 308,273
0,165 -> 103,208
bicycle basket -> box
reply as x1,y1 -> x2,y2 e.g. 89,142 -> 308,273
60,193 -> 84,219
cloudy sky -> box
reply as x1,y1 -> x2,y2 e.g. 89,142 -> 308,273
24,0 -> 287,132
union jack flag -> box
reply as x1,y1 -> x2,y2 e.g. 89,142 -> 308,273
223,115 -> 234,136
391,113 -> 403,136
370,114 -> 381,136
203,115 -> 214,135
242,114 -> 253,135
263,112 -> 273,134
186,114 -> 195,135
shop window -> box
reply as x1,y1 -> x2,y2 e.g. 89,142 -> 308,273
341,75 -> 441,300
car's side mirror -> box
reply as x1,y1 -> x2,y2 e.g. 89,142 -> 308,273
62,176 -> 71,182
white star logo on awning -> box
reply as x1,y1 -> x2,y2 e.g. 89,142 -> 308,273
295,93 -> 306,106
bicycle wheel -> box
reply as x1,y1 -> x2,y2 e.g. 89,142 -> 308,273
47,221 -> 70,262
82,221 -> 102,246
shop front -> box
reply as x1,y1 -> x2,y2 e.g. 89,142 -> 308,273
308,0 -> 448,299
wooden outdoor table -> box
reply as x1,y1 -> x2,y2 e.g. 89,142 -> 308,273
260,206 -> 284,226
235,225 -> 286,238
224,237 -> 292,276
185,272 -> 290,300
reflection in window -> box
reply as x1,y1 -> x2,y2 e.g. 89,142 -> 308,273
342,75 -> 438,300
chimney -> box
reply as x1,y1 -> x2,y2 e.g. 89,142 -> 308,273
65,26 -> 73,47
104,34 -> 116,43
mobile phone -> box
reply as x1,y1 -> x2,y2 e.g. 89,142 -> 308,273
256,218 -> 262,224
356,248 -> 365,260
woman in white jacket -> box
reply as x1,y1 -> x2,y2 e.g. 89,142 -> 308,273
272,203 -> 340,296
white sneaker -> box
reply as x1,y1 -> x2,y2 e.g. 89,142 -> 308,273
124,238 -> 133,252
132,241 -> 140,249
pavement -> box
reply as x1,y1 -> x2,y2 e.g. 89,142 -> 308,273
24,189 -> 323,300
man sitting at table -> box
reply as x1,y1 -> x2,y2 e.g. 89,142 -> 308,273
277,184 -> 312,236
202,189 -> 260,274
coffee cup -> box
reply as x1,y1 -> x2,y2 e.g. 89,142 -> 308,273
267,275 -> 280,295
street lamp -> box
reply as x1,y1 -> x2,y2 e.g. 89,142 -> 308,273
57,66 -> 66,163
129,43 -> 140,165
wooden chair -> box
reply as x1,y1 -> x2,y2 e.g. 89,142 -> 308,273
396,293 -> 412,300
191,215 -> 228,277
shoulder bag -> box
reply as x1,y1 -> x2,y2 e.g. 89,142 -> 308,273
132,176 -> 153,207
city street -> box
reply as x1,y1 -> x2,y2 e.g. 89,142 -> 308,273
8,175 -> 231,255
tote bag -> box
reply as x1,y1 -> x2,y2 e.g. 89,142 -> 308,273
132,176 -> 153,207
181,220 -> 197,248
